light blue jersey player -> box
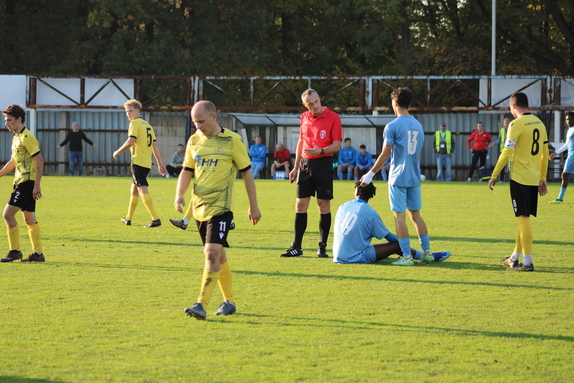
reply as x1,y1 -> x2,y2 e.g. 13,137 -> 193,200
360,87 -> 434,266
333,182 -> 450,264
549,111 -> 574,204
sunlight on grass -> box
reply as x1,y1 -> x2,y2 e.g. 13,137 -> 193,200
0,176 -> 572,382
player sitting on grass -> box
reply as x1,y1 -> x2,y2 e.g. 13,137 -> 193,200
333,182 -> 450,264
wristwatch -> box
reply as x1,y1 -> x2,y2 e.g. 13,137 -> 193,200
320,148 -> 325,155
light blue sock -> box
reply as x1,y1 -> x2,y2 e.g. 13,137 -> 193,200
419,234 -> 430,252
558,187 -> 567,201
382,172 -> 387,181
347,169 -> 353,180
398,238 -> 411,257
337,169 -> 343,180
354,177 -> 358,181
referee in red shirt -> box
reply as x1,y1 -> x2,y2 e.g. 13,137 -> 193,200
280,89 -> 343,258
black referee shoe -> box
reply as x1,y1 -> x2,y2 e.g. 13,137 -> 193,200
280,244 -> 303,257
317,242 -> 329,258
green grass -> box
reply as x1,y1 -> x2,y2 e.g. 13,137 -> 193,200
0,176 -> 572,382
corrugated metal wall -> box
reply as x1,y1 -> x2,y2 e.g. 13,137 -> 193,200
0,110 -> 189,176
1,110 -> 559,181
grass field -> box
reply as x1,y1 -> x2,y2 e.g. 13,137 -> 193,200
0,175 -> 572,382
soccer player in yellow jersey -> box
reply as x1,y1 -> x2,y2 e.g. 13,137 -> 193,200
113,99 -> 166,228
488,92 -> 549,272
0,104 -> 46,263
175,101 -> 261,320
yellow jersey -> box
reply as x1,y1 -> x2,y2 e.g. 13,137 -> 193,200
128,118 -> 156,169
492,113 -> 548,186
11,127 -> 41,186
184,128 -> 251,221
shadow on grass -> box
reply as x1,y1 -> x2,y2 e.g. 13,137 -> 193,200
431,235 -> 572,247
237,313 -> 574,343
0,377 -> 68,383
233,269 -> 574,291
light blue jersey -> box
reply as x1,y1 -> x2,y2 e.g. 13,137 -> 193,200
333,199 -> 390,264
338,146 -> 357,166
383,116 -> 424,187
557,127 -> 574,173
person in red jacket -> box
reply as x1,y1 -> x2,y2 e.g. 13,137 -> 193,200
467,122 -> 492,181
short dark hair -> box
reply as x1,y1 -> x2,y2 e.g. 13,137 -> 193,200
510,92 -> 529,108
355,181 -> 376,203
2,104 -> 25,123
391,87 -> 413,109
344,137 -> 351,142
359,144 -> 366,149
565,111 -> 574,119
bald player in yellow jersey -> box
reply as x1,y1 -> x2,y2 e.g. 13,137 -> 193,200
176,100 -> 261,320
488,92 -> 549,272
114,99 -> 166,228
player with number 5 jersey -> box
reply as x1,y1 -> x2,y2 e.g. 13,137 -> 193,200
113,99 -> 166,228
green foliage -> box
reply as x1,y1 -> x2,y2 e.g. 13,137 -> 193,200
0,0 -> 573,81
0,176 -> 573,381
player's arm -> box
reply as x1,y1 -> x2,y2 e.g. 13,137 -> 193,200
240,168 -> 261,225
488,146 -> 513,190
32,153 -> 44,200
361,145 -> 392,185
539,138 -> 549,196
0,159 -> 16,177
174,168 -> 193,213
151,141 -> 166,176
113,137 -> 135,159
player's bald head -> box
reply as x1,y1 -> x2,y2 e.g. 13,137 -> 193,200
192,100 -> 217,115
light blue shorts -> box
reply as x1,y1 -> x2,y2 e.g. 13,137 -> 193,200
388,184 -> 422,212
564,155 -> 574,174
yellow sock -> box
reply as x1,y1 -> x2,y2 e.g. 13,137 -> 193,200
218,261 -> 234,304
517,217 -> 533,255
184,202 -> 193,221
513,229 -> 522,254
197,269 -> 220,307
141,193 -> 159,221
27,223 -> 42,253
126,195 -> 138,220
7,225 -> 20,251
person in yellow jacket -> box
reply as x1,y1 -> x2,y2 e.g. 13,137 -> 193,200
434,123 -> 454,181
492,117 -> 511,182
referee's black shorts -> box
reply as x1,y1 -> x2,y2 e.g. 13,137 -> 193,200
510,180 -> 539,217
296,156 -> 334,200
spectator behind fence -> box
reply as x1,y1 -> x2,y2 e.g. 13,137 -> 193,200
166,144 -> 185,178
249,136 -> 267,179
434,122 -> 454,181
271,143 -> 291,179
467,122 -> 492,182
492,117 -> 512,182
354,144 -> 373,181
57,122 -> 96,176
337,138 -> 356,180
